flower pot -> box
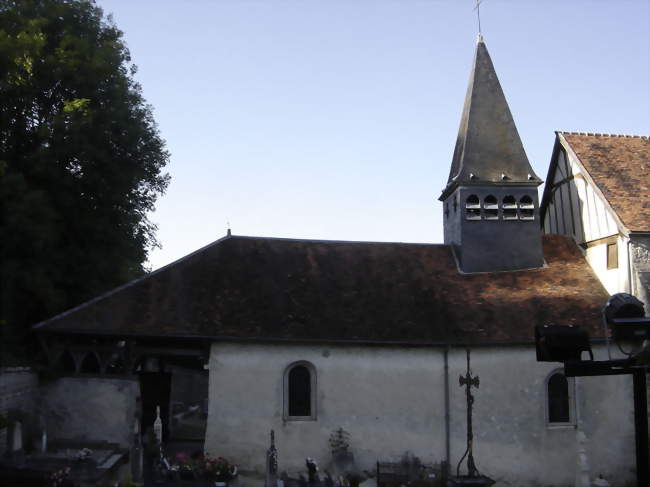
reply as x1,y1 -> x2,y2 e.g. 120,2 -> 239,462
179,469 -> 196,480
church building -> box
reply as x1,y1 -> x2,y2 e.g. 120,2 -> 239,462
32,36 -> 640,485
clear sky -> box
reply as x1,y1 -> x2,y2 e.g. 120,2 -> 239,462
97,0 -> 650,271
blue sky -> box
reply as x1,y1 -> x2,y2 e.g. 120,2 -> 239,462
98,0 -> 650,270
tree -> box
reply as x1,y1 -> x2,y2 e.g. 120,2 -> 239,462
0,0 -> 170,361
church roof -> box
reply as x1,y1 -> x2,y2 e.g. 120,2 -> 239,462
34,234 -> 608,345
440,37 -> 541,200
557,132 -> 650,233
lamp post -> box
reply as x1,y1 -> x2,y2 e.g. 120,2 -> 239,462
535,293 -> 650,486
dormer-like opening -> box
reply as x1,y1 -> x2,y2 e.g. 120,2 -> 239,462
465,195 -> 481,220
483,195 -> 498,220
502,195 -> 517,220
519,195 -> 534,220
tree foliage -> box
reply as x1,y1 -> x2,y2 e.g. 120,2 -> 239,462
0,0 -> 170,358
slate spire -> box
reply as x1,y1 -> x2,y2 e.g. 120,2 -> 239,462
440,36 -> 541,201
439,36 -> 544,274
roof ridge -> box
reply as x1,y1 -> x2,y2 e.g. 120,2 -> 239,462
229,234 -> 447,246
557,131 -> 649,139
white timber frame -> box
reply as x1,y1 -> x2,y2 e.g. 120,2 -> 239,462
541,133 -> 633,296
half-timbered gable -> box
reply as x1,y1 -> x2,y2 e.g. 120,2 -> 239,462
540,132 -> 650,305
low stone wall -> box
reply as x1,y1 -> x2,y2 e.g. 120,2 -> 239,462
41,376 -> 140,449
0,367 -> 39,455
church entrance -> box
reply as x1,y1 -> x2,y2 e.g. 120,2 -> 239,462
134,347 -> 210,486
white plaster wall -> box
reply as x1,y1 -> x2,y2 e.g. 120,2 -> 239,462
584,236 -> 629,296
205,343 -> 446,474
41,376 -> 140,448
205,343 -> 636,486
447,346 -> 635,486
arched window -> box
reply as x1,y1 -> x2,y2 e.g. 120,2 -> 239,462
58,350 -> 77,373
519,195 -> 535,220
105,353 -> 125,375
465,195 -> 481,220
502,195 -> 517,220
284,361 -> 316,420
80,352 -> 101,374
483,195 -> 498,220
547,370 -> 574,426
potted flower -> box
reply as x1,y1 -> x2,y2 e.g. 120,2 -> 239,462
173,452 -> 197,480
204,455 -> 238,486
48,467 -> 72,487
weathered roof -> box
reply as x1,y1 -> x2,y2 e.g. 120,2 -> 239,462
559,132 -> 650,232
440,37 -> 541,200
34,234 -> 608,344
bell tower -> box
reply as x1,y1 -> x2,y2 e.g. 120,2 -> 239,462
440,36 -> 544,273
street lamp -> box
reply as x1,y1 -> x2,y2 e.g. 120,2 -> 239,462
535,293 -> 649,486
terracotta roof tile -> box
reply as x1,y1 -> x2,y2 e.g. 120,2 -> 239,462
34,235 -> 609,344
560,132 -> 650,232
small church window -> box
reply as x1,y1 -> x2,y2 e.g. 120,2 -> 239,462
519,195 -> 535,220
547,370 -> 574,425
483,195 -> 498,220
465,195 -> 481,220
502,195 -> 517,220
284,361 -> 316,420
607,242 -> 618,269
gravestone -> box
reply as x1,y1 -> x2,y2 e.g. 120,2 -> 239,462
306,457 -> 320,486
131,415 -> 143,481
39,415 -> 47,453
11,421 -> 22,452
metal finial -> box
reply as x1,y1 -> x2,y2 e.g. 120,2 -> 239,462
226,221 -> 231,237
473,0 -> 484,37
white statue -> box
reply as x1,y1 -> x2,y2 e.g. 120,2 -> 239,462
153,405 -> 163,444
12,421 -> 23,451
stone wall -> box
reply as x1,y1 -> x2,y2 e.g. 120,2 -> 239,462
632,236 -> 650,312
0,367 -> 39,455
40,376 -> 140,449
